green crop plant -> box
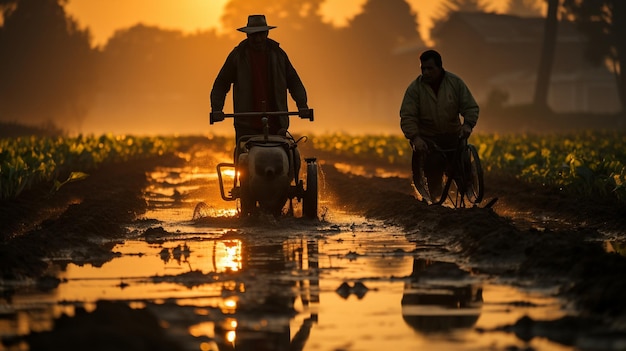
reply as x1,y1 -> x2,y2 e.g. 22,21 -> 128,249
0,135 -> 180,199
308,131 -> 626,204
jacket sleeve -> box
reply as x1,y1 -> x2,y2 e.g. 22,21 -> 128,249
458,80 -> 479,128
210,50 -> 237,112
400,80 -> 420,140
285,55 -> 308,109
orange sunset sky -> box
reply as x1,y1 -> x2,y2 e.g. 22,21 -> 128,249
65,0 -> 512,47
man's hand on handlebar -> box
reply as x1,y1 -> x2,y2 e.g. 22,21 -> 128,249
210,111 -> 225,124
460,124 -> 473,139
411,136 -> 428,153
298,107 -> 313,121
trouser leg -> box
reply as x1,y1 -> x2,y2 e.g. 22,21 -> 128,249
411,150 -> 432,201
424,154 -> 444,199
411,150 -> 423,187
293,147 -> 301,181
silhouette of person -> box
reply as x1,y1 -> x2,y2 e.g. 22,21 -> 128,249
210,14 -> 311,143
400,50 -> 479,201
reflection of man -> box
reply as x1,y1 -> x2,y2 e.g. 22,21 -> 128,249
401,258 -> 483,333
210,14 -> 311,143
215,238 -> 318,351
400,50 -> 479,200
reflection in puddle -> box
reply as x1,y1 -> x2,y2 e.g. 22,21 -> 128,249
333,162 -> 409,178
401,259 -> 483,333
0,150 -> 576,351
0,226 -> 573,350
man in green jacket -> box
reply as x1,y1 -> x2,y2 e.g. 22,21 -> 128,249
400,50 -> 479,202
210,14 -> 310,143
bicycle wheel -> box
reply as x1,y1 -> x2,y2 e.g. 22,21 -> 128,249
462,144 -> 484,205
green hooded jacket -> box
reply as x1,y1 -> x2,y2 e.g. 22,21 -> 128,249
400,71 -> 478,140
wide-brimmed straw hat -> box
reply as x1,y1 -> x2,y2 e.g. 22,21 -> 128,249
237,14 -> 277,33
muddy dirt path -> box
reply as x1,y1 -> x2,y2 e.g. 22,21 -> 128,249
1,138 -> 626,351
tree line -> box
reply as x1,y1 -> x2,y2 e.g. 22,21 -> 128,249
0,0 -> 623,134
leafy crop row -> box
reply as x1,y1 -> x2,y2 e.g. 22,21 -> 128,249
4,132 -> 624,204
0,134 -> 179,199
308,134 -> 411,166
308,131 -> 626,204
472,131 -> 626,203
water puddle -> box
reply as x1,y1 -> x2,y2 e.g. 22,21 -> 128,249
0,228 -> 572,351
333,162 -> 409,179
0,150 -> 577,351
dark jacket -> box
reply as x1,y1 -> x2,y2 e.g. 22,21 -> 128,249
211,38 -> 308,135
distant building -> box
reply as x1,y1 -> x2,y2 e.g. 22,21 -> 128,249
427,11 -> 620,113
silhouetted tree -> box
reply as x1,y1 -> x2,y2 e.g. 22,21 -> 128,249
431,0 -> 492,39
95,24 -> 236,133
533,0 -> 559,110
506,0 -> 543,17
326,0 -> 423,127
347,0 -> 419,47
0,0 -> 97,130
101,25 -> 187,96
434,0 -> 491,21
563,0 -> 626,113
343,0 -> 422,84
102,24 -> 233,97
220,0 -> 326,37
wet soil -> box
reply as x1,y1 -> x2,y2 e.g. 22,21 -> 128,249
1,137 -> 626,350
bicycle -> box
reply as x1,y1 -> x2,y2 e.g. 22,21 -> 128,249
413,138 -> 484,208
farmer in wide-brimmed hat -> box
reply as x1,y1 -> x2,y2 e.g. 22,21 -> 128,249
210,14 -> 311,143
236,14 -> 277,33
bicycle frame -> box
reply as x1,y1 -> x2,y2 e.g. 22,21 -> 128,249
432,139 -> 466,206
418,138 -> 483,208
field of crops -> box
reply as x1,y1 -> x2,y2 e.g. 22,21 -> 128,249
2,131 -> 625,204
0,134 -> 179,199
308,131 -> 626,204
472,131 -> 626,202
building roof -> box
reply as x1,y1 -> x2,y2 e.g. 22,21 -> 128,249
433,11 -> 585,44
